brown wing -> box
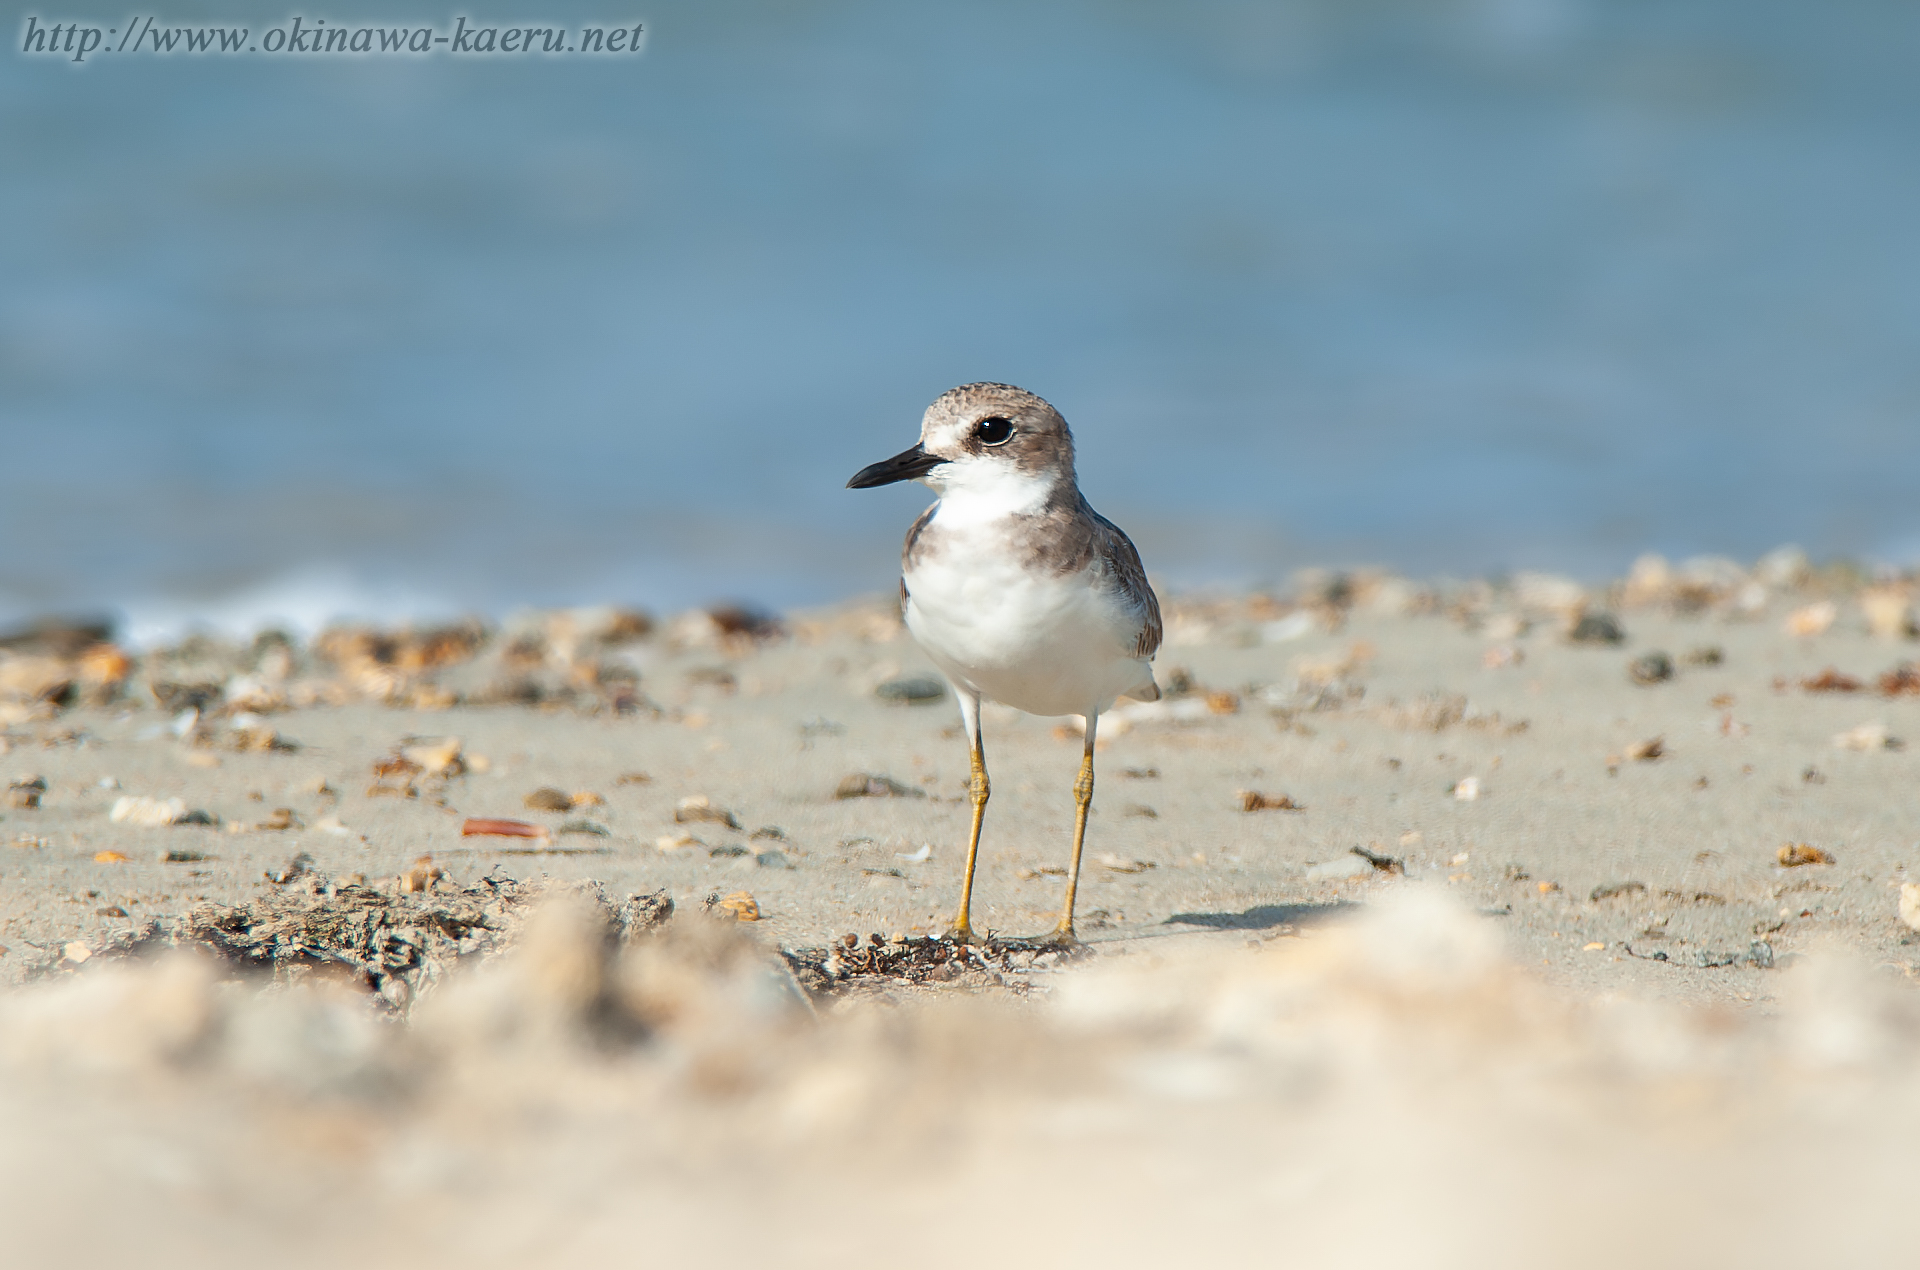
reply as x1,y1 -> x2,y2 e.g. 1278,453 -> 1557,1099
1087,508 -> 1161,659
901,504 -> 938,571
898,504 -> 939,617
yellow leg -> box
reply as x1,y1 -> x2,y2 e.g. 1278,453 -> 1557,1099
1046,714 -> 1098,946
948,710 -> 988,945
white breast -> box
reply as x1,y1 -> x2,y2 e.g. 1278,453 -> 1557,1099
903,516 -> 1152,717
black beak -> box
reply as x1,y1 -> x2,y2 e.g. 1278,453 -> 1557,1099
846,442 -> 944,489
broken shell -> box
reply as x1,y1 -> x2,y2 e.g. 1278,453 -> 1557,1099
460,817 -> 549,839
675,795 -> 744,826
399,736 -> 465,776
1452,776 -> 1482,801
1305,855 -> 1372,881
109,795 -> 187,827
1784,601 -> 1837,637
1777,843 -> 1833,868
1801,667 -> 1864,693
5,776 -> 45,809
1833,722 -> 1899,751
710,890 -> 761,921
1880,663 -> 1920,696
1239,790 -> 1303,812
569,790 -> 606,807
400,855 -> 445,892
654,832 -> 699,853
0,655 -> 72,704
1899,883 -> 1920,933
93,851 -> 129,864
1624,737 -> 1665,762
1860,587 -> 1914,640
77,642 -> 132,687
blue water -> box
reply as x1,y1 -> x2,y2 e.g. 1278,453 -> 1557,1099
5,0 -> 1919,631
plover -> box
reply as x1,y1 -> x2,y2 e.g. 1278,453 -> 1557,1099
847,382 -> 1161,947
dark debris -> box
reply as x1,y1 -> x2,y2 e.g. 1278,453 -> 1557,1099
781,932 -> 1072,997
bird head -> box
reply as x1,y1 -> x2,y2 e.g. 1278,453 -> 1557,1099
846,383 -> 1076,506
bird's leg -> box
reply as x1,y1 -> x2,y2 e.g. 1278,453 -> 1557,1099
947,692 -> 988,945
1040,712 -> 1099,948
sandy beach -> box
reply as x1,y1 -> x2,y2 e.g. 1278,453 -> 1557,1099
3,560 -> 1920,1266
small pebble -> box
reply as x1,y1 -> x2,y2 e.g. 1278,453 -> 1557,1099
675,795 -> 744,826
835,773 -> 924,800
1568,612 -> 1626,645
1591,881 -> 1648,901
1627,651 -> 1673,685
874,676 -> 946,705
523,787 -> 574,812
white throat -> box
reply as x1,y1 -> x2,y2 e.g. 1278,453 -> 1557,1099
924,461 -> 1064,528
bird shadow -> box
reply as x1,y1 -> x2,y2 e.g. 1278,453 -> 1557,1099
1161,901 -> 1357,932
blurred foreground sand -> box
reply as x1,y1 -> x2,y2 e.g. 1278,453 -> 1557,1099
3,562 -> 1920,1265
4,889 -> 1919,1268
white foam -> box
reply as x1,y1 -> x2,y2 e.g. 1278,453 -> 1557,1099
109,566 -> 465,651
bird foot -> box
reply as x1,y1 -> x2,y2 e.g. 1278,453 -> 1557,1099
942,922 -> 983,947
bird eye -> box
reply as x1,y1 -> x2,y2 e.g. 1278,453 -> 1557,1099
974,416 -> 1014,446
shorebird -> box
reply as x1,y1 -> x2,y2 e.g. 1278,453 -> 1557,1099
847,383 -> 1161,947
